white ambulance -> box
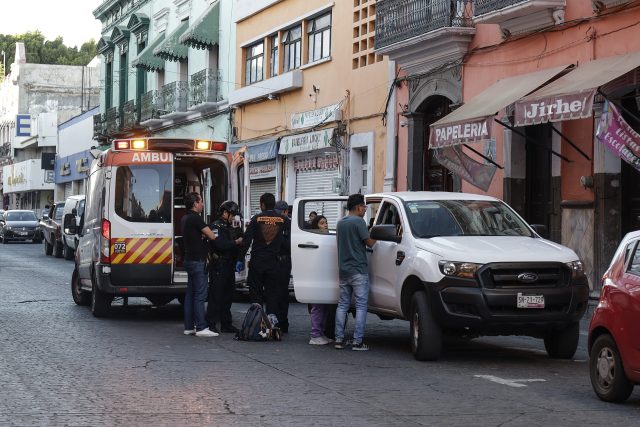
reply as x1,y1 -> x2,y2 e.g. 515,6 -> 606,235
66,138 -> 249,317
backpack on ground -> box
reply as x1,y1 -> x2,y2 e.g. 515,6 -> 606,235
235,303 -> 282,341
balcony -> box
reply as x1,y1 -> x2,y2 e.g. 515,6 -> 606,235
228,70 -> 303,107
473,0 -> 566,38
374,0 -> 475,74
93,114 -> 106,140
189,68 -> 222,112
105,107 -> 119,135
121,100 -> 139,131
159,81 -> 189,120
140,90 -> 162,126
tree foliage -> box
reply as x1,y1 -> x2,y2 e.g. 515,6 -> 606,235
0,31 -> 97,77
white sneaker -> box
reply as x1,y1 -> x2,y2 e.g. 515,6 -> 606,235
195,328 -> 219,337
183,329 -> 196,336
309,336 -> 330,345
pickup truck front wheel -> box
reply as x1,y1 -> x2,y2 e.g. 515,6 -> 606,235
43,238 -> 53,255
410,291 -> 442,361
54,240 -> 64,258
544,322 -> 579,359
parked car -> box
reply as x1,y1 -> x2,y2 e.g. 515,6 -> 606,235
60,195 -> 85,260
0,210 -> 41,243
292,192 -> 590,361
40,201 -> 66,257
588,230 -> 640,402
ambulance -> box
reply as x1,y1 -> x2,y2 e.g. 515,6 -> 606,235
66,138 -> 249,317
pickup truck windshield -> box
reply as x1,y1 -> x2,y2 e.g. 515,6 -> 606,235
403,200 -> 533,238
6,211 -> 37,221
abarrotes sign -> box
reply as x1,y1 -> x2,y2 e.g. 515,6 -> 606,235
279,128 -> 335,155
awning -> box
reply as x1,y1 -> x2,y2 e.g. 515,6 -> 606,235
515,51 -> 640,126
179,2 -> 220,50
229,139 -> 278,162
429,65 -> 570,148
131,33 -> 166,72
153,20 -> 190,62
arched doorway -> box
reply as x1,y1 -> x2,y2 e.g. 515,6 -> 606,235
418,95 -> 457,191
620,95 -> 640,235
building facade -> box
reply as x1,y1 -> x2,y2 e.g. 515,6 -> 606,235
93,0 -> 235,148
376,0 -> 640,292
230,0 -> 390,216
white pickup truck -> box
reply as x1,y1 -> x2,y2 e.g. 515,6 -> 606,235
291,192 -> 589,361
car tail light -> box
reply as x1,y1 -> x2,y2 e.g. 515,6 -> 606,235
101,218 -> 111,264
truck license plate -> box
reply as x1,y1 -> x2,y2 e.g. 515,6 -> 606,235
517,293 -> 545,308
16,231 -> 27,236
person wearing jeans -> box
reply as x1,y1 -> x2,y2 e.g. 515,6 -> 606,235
183,259 -> 209,333
334,194 -> 376,351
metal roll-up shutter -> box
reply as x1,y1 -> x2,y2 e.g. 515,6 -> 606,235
295,165 -> 340,228
63,182 -> 73,199
249,178 -> 277,217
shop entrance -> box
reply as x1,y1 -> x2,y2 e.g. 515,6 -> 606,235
420,95 -> 454,191
524,123 -> 553,236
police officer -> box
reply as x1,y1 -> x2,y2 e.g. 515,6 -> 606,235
274,200 -> 291,333
206,200 -> 243,333
239,193 -> 290,326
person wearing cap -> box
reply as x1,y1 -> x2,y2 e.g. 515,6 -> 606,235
239,193 -> 290,326
205,200 -> 244,333
334,194 -> 376,351
274,200 -> 292,332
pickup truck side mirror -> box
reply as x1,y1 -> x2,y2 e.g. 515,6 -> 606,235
530,224 -> 548,238
63,213 -> 77,235
370,224 -> 402,243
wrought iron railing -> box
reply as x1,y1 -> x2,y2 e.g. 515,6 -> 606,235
375,0 -> 474,50
474,0 -> 526,16
105,107 -> 119,135
140,90 -> 159,122
93,113 -> 106,137
159,81 -> 189,115
190,68 -> 222,107
121,100 -> 138,130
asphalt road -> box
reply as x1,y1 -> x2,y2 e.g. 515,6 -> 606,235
1,241 -> 639,426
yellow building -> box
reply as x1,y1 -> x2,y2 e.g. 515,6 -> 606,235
230,0 -> 391,214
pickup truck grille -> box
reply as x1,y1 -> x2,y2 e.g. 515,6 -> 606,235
477,263 -> 570,289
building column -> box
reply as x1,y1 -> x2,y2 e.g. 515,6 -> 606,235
405,111 -> 424,191
383,60 -> 397,192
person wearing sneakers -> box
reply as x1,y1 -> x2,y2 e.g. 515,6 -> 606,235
181,192 -> 219,338
308,215 -> 333,345
334,194 -> 376,351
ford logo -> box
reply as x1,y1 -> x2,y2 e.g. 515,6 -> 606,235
517,273 -> 538,283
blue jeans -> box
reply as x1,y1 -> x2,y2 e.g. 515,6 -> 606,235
183,260 -> 209,331
335,273 -> 369,344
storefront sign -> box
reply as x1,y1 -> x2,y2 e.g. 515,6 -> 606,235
596,101 -> 640,172
514,89 -> 595,126
60,162 -> 71,176
294,153 -> 338,172
279,128 -> 334,155
249,159 -> 277,179
435,146 -> 497,192
291,103 -> 341,129
229,139 -> 278,163
76,157 -> 90,173
2,159 -> 54,193
429,117 -> 492,148
16,114 -> 31,137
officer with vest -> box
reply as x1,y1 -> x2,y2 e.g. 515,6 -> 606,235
238,193 -> 290,326
206,200 -> 243,333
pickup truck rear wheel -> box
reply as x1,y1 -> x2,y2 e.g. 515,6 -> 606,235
63,242 -> 74,260
410,291 -> 442,361
54,240 -> 64,258
43,238 -> 53,255
71,268 -> 90,306
544,322 -> 579,359
91,273 -> 112,317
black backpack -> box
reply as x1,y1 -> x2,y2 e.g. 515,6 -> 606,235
235,303 -> 282,341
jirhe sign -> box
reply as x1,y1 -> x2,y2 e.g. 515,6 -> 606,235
515,89 -> 596,126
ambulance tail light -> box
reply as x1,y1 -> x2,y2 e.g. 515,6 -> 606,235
114,140 -> 130,150
100,218 -> 111,264
211,141 -> 227,151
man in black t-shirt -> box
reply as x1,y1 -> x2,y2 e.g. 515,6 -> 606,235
181,192 -> 219,337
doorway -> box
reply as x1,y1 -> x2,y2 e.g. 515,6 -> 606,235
524,124 -> 552,236
420,95 -> 454,191
620,96 -> 640,235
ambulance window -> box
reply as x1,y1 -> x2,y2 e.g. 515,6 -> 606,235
115,164 -> 172,223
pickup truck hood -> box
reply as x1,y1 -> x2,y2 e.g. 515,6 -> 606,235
415,236 -> 579,263
5,221 -> 39,227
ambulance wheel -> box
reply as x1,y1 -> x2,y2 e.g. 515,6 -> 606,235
91,273 -> 112,317
71,268 -> 90,306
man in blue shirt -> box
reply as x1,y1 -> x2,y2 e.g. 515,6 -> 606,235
334,194 -> 376,351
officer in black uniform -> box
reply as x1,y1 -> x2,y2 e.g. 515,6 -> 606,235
238,193 -> 290,325
206,200 -> 243,333
274,200 -> 291,332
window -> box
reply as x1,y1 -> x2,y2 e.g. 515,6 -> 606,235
283,25 -> 301,72
105,60 -> 113,109
307,13 -> 331,63
628,241 -> 640,276
376,202 -> 403,237
245,42 -> 264,85
270,35 -> 279,78
114,164 -> 172,223
119,50 -> 128,106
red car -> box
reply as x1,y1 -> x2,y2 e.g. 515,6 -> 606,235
589,230 -> 640,402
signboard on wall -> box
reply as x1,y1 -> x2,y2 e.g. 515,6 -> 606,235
16,114 -> 31,137
279,128 -> 335,155
291,103 -> 342,130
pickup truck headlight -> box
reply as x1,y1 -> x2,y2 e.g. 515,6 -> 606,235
566,260 -> 584,279
439,261 -> 482,279
4,226 -> 12,231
